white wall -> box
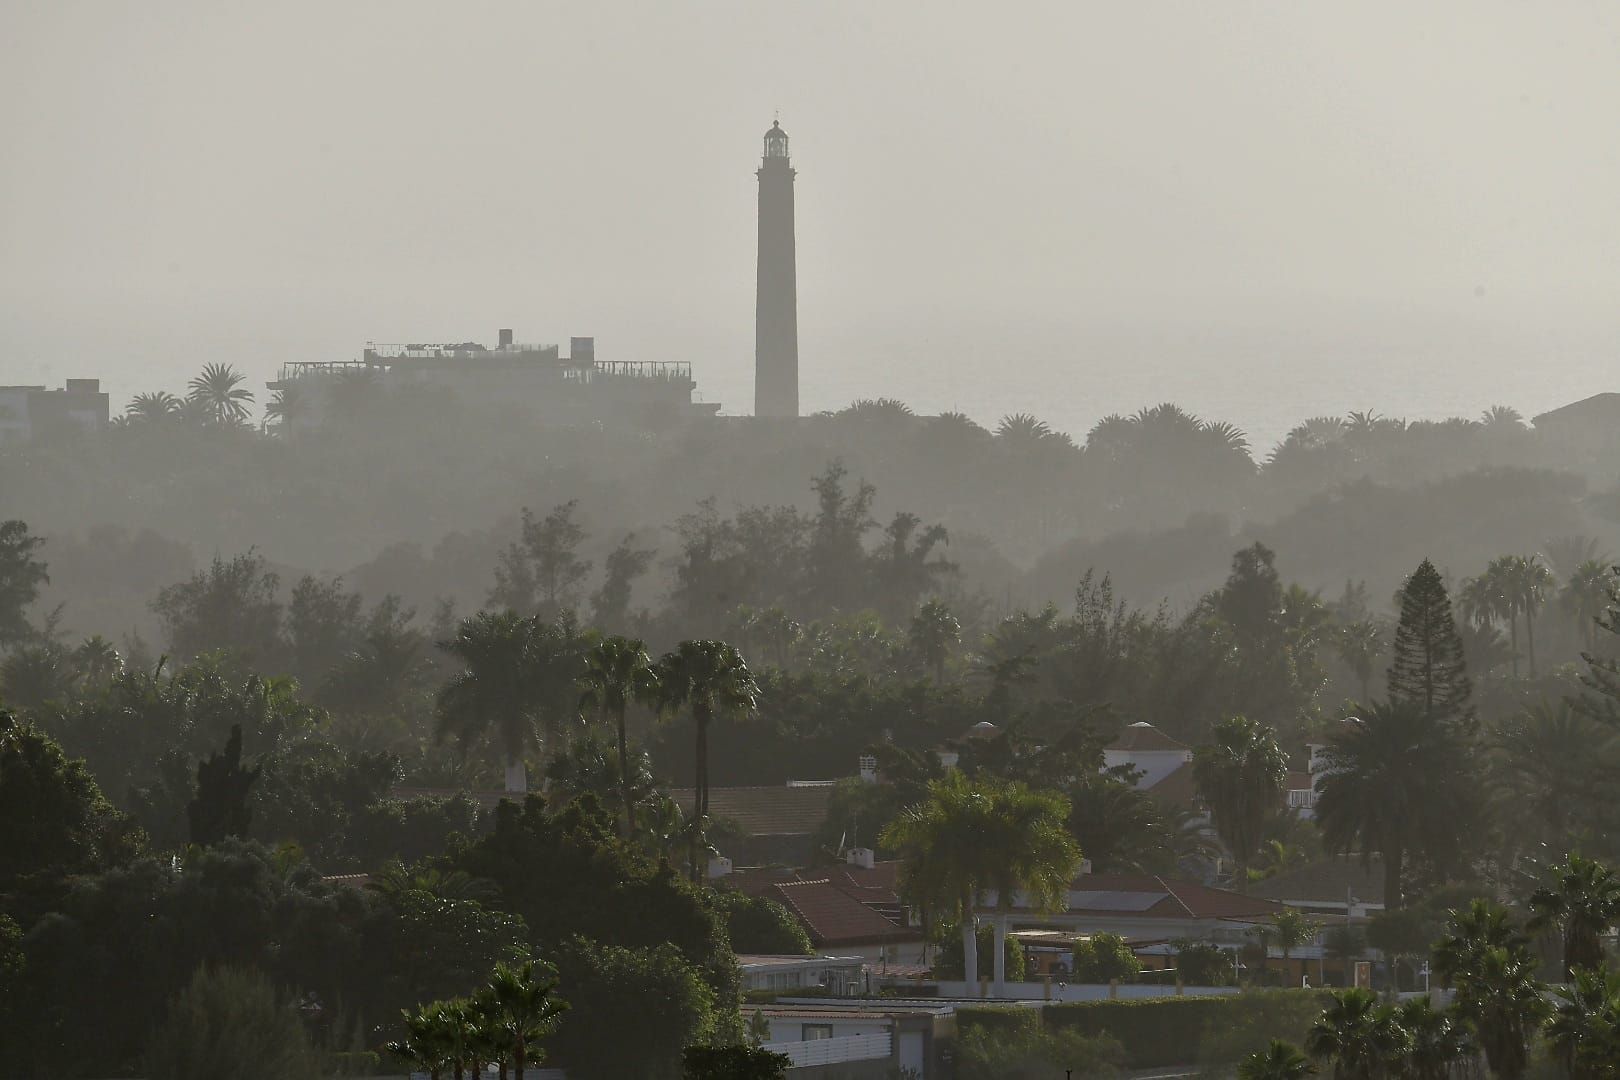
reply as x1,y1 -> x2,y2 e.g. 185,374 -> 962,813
932,980 -> 1240,1002
1103,747 -> 1192,789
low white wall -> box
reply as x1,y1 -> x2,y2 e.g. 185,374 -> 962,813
932,980 -> 1240,1002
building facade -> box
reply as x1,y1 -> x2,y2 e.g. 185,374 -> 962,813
0,380 -> 109,443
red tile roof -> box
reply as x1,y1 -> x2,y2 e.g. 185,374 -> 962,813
1144,762 -> 1201,808
995,873 -> 1281,921
1106,722 -> 1190,752
766,879 -> 922,947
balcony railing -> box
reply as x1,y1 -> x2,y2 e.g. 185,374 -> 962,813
1287,788 -> 1319,809
763,1032 -> 891,1068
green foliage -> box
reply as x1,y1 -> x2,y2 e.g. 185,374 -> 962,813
1071,931 -> 1139,983
1547,967 -> 1620,1078
955,1004 -> 1041,1036
1237,1039 -> 1314,1080
711,890 -> 813,955
1387,558 -> 1473,725
450,794 -> 740,1008
1304,989 -> 1409,1079
1044,992 -> 1334,1068
954,1023 -> 1125,1080
1175,942 -> 1234,986
0,518 -> 48,646
1193,714 -> 1287,886
549,936 -> 718,1080
144,966 -> 322,1080
0,709 -> 143,894
933,923 -> 1028,982
1527,853 -> 1620,979
151,551 -> 284,667
188,723 -> 262,846
682,1044 -> 792,1080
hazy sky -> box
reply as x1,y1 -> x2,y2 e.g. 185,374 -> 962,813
3,1 -> 1617,449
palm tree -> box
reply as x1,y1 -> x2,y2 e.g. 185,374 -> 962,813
72,634 -> 122,687
1304,988 -> 1408,1079
1314,701 -> 1476,910
125,390 -> 183,423
436,611 -> 581,793
1528,853 -> 1620,979
1492,701 -> 1608,853
1394,998 -> 1470,1080
388,1004 -> 455,1080
1547,967 -> 1620,1079
1563,560 -> 1615,655
578,635 -> 660,837
1239,1039 -> 1315,1080
485,960 -> 569,1080
1433,898 -> 1529,986
654,639 -> 759,881
186,362 -> 255,425
366,860 -> 497,903
1193,715 -> 1287,891
1506,554 -> 1554,678
263,383 -> 307,432
465,988 -> 511,1080
1450,946 -> 1548,1080
1332,620 -> 1383,703
908,598 -> 961,684
882,772 -> 1080,992
1268,908 -> 1319,982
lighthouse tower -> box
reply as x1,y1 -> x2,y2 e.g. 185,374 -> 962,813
754,120 -> 799,418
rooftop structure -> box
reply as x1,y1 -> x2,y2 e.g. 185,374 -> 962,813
0,379 -> 109,444
267,328 -> 719,433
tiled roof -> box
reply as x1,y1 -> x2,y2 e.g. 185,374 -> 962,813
666,785 -> 835,837
1249,856 -> 1386,906
766,879 -> 922,947
1106,722 -> 1190,752
1144,761 -> 1201,808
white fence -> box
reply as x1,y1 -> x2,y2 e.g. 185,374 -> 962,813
763,1032 -> 893,1068
932,980 -> 1240,1002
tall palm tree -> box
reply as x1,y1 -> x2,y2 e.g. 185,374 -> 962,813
908,598 -> 961,685
982,782 -> 1083,992
1193,715 -> 1287,892
881,772 -> 1081,992
1239,1040 -> 1315,1080
1433,898 -> 1529,986
486,960 -> 569,1080
1547,967 -> 1620,1080
1563,560 -> 1615,655
654,639 -> 759,881
1505,554 -> 1554,678
1528,853 -> 1620,979
1394,998 -> 1470,1080
436,611 -> 581,793
1315,701 -> 1476,910
578,635 -> 660,837
186,362 -> 255,425
1304,988 -> 1408,1079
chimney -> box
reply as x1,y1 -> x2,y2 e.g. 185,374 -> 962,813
498,328 -> 514,349
858,754 -> 878,784
846,847 -> 875,870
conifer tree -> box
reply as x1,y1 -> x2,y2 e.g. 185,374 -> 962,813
187,724 -> 261,846
1387,559 -> 1473,727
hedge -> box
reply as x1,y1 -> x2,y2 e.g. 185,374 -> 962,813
954,1005 -> 1041,1037
1042,990 -> 1333,1068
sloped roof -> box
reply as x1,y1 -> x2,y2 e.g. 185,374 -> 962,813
1106,722 -> 1190,752
997,873 -> 1281,921
1249,856 -> 1386,906
1144,761 -> 1201,808
1533,392 -> 1620,429
766,879 -> 921,947
666,785 -> 835,837
724,860 -> 904,907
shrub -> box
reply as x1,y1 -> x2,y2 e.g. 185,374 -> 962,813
1175,943 -> 1234,986
955,1005 -> 1041,1036
1073,932 -> 1140,983
954,1025 -> 1124,1080
682,1044 -> 792,1079
1045,991 -> 1335,1068
144,965 -> 322,1080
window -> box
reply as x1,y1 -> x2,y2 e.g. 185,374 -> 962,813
802,1024 -> 834,1041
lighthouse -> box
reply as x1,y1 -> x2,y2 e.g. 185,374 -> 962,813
754,120 -> 799,418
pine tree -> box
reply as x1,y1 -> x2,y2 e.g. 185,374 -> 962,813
187,724 -> 261,846
1387,559 -> 1473,728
